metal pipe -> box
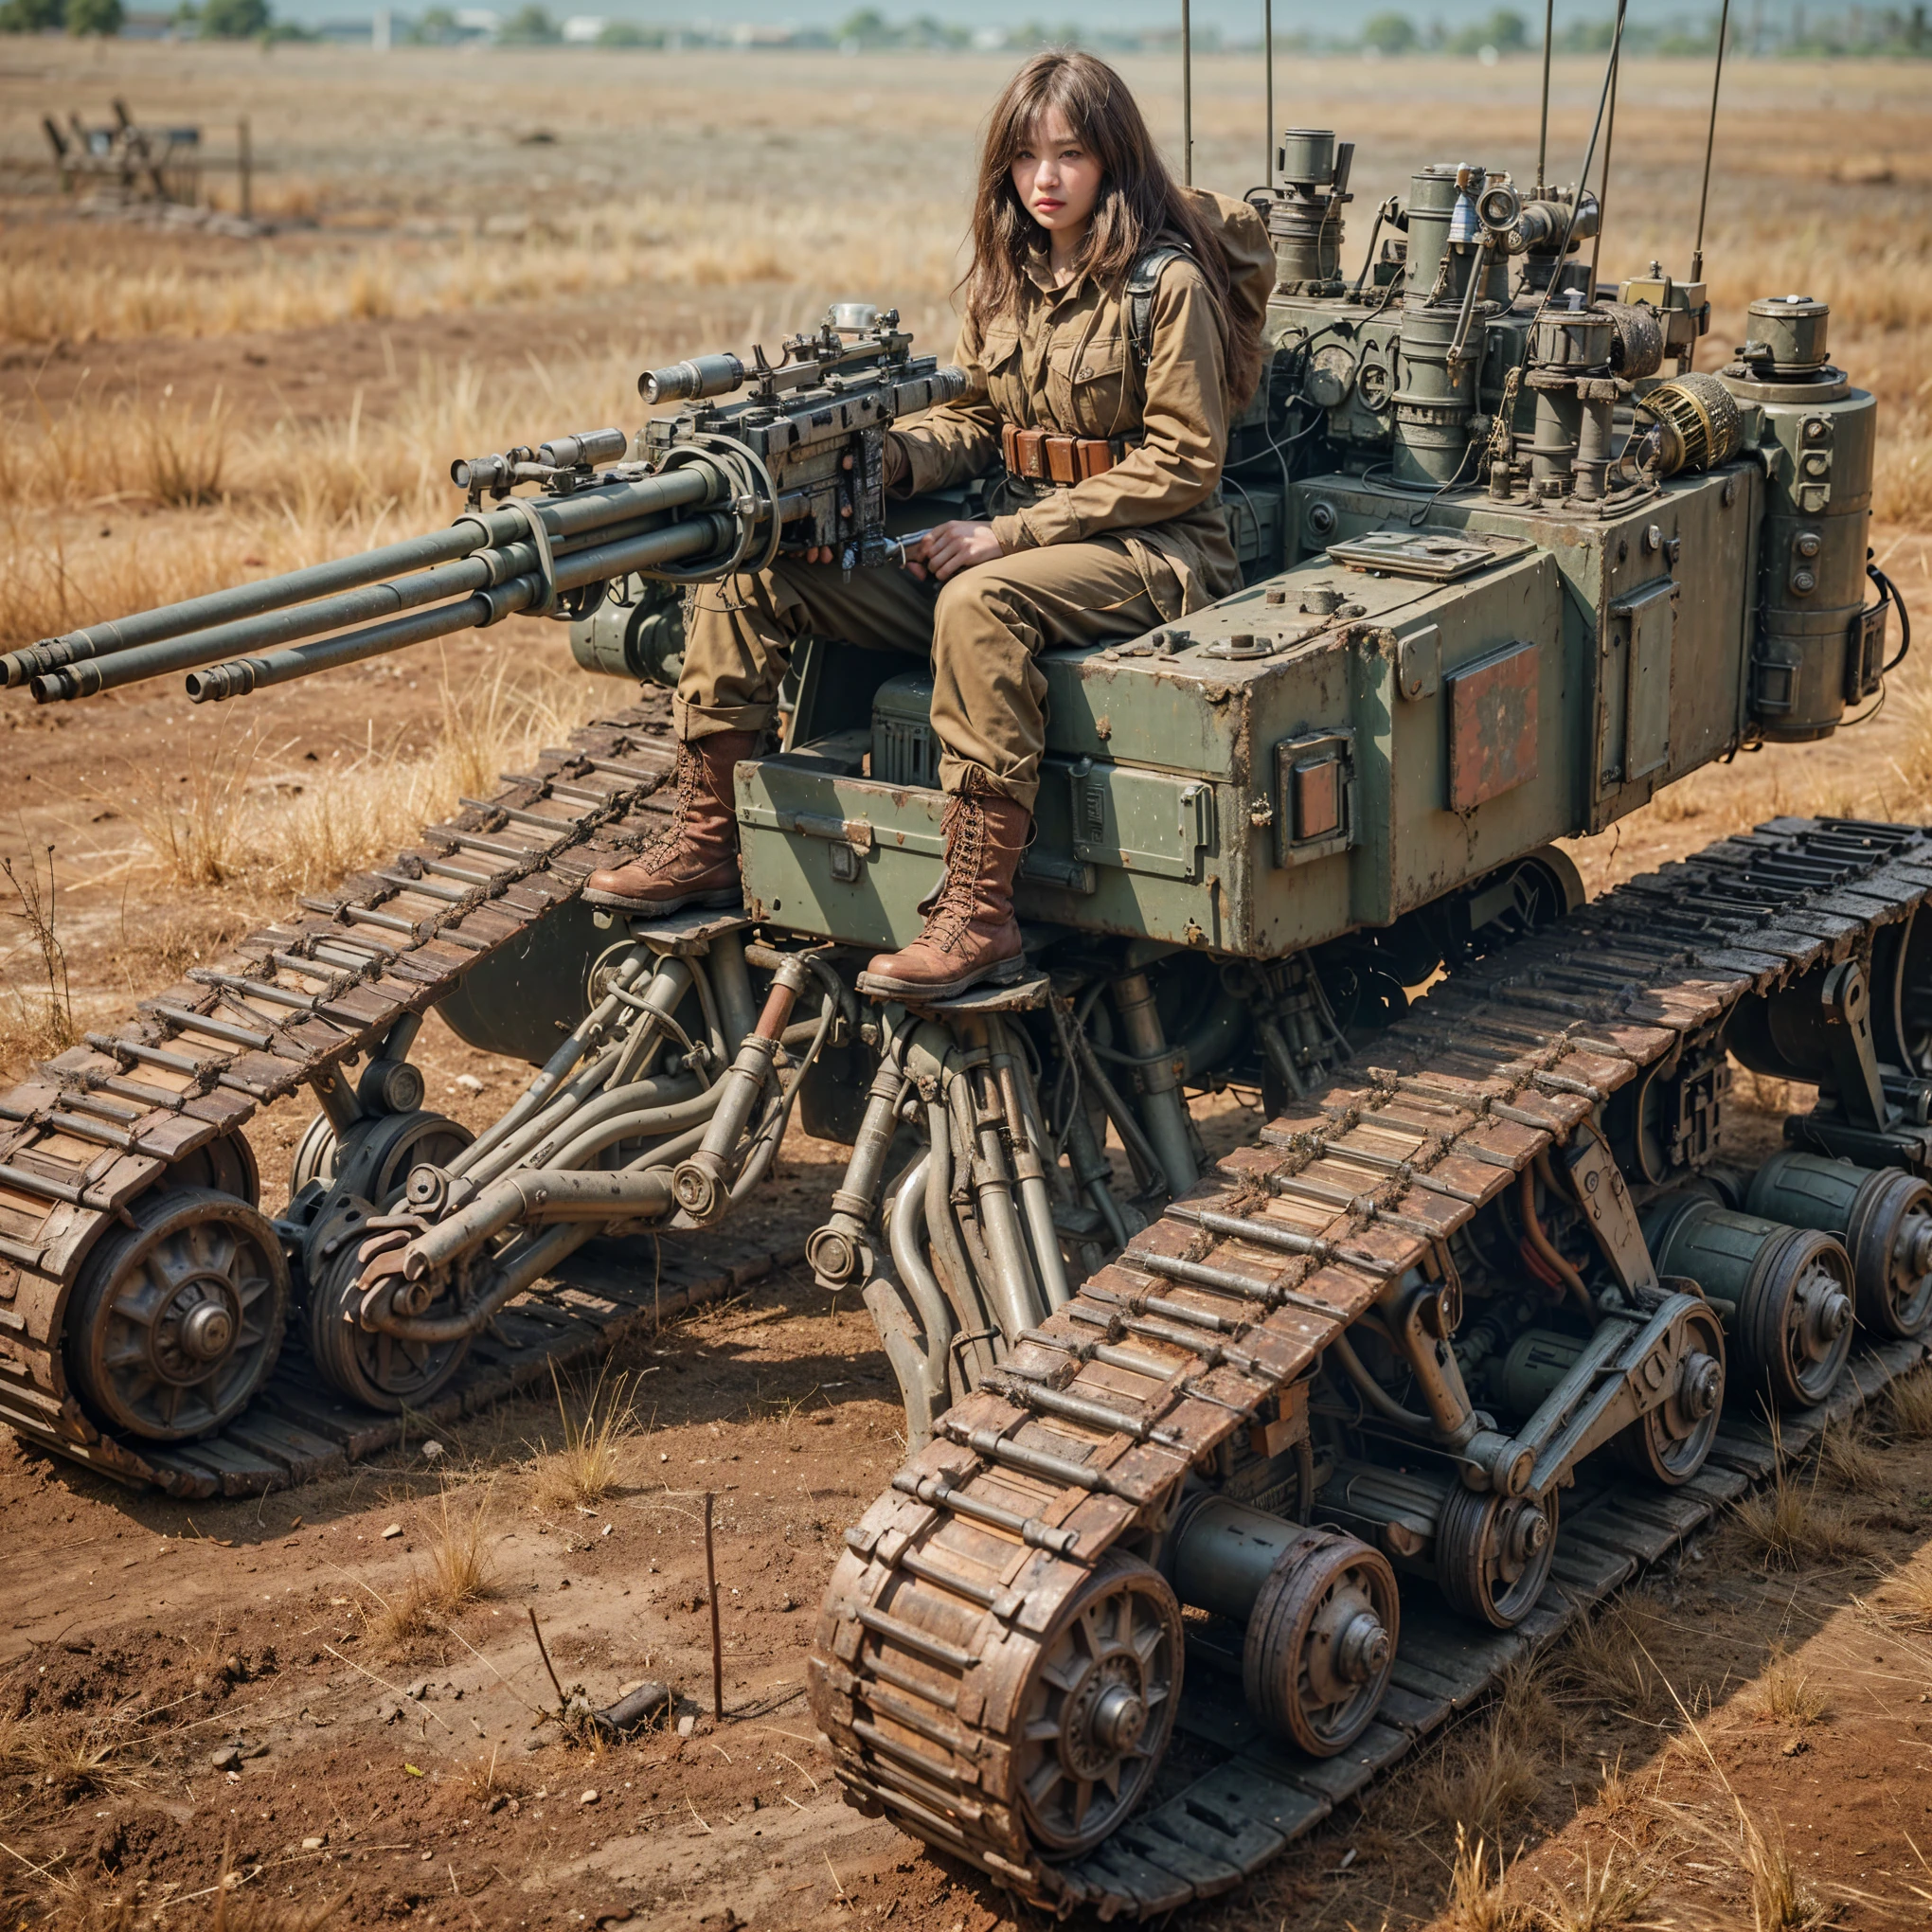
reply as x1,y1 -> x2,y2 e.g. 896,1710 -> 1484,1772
707,932 -> 758,1054
446,955 -> 648,1175
1181,0 -> 1193,185
887,1154 -> 956,1400
1262,0 -> 1274,190
950,1064 -> 1043,1340
1329,1326 -> 1435,1431
402,1165 -> 677,1277
541,1082 -> 716,1172
924,1097 -> 999,1386
181,513 -> 733,705
1534,0 -> 1555,193
1109,973 -> 1198,1195
1521,1160 -> 1595,1317
374,1221 -> 589,1343
990,1021 -> 1070,1310
1063,1104 -> 1133,1248
1065,1019 -> 1170,1199
672,957 -> 810,1223
1,466 -> 714,692
1690,0 -> 1734,284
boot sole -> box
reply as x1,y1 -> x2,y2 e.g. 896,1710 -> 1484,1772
855,955 -> 1027,1003
581,886 -> 743,917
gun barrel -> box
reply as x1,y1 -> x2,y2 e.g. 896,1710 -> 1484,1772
3,466 -> 712,695
185,507 -> 739,704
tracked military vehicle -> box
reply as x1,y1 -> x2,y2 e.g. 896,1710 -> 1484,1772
0,27 -> 1923,1911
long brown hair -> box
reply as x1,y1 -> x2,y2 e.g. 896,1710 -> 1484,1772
962,50 -> 1250,404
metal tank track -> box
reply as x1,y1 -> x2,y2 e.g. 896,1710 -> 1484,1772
810,815 -> 1932,1917
0,695 -> 794,1498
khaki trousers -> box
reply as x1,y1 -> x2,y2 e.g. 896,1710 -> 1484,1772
674,538 -> 1169,813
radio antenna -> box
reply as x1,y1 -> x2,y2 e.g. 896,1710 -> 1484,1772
1263,0 -> 1274,188
1534,0 -> 1555,194
1181,0 -> 1194,184
1585,15 -> 1624,299
1690,0 -> 1734,281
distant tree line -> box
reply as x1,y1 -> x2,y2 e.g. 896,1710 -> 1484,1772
0,0 -> 313,35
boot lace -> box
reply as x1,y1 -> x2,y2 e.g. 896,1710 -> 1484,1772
917,793 -> 986,956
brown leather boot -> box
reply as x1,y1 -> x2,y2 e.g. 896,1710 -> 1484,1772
858,787 -> 1029,1001
582,730 -> 756,915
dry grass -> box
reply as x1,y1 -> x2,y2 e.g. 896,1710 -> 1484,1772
528,1359 -> 641,1514
1816,1422 -> 1888,1493
1412,1712 -> 1547,1844
1554,1591 -> 1682,1727
1533,1847 -> 1663,1932
1744,1652 -> 1830,1730
0,841 -> 75,1068
0,1704 -> 147,1804
1883,1366 -> 1932,1442
1441,1824 -> 1531,1932
1727,1457 -> 1876,1573
0,197 -> 961,349
116,649 -> 599,909
375,1483 -> 496,1647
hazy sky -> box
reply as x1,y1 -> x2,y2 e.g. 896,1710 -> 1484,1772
299,0 -> 1881,36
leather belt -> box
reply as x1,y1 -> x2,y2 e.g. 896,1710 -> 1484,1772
1000,423 -> 1136,487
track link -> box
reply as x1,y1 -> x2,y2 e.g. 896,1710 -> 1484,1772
810,816 -> 1932,1914
0,695 -> 796,1496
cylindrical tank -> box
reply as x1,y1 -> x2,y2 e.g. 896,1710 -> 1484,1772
1745,1151 -> 1932,1341
1268,129 -> 1347,291
1720,295 -> 1878,742
1393,309 -> 1476,484
1646,1194 -> 1855,1408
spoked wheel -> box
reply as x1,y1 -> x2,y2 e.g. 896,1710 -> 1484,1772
1244,1530 -> 1398,1757
1014,1553 -> 1182,1855
1737,1229 -> 1856,1408
1612,1300 -> 1726,1486
66,1188 -> 290,1442
304,1199 -> 472,1411
1437,1486 -> 1558,1630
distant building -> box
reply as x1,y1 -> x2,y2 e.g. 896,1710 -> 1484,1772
562,11 -> 603,37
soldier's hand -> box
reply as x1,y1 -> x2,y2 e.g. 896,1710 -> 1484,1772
908,521 -> 1004,583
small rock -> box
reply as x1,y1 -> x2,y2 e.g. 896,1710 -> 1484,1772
378,1701 -> 403,1725
809,1410 -> 835,1425
487,1793 -> 508,1815
600,1523 -> 614,1537
382,1524 -> 403,1540
223,1653 -> 246,1682
779,1593 -> 796,1612
579,1789 -> 600,1806
405,1680 -> 429,1701
301,1834 -> 327,1851
558,1578 -> 571,1589
1782,1737 -> 1809,1757
210,1744 -> 242,1771
241,1742 -> 270,1761
455,1073 -> 484,1093
507,1798 -> 521,1816
421,1441 -> 445,1462
676,1713 -> 696,1739
525,1735 -> 548,1753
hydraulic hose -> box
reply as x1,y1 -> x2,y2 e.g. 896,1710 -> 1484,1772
886,1154 -> 956,1399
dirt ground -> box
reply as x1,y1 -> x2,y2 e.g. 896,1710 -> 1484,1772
4,37 -> 1932,1932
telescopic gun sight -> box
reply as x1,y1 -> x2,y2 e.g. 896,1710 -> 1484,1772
640,353 -> 748,405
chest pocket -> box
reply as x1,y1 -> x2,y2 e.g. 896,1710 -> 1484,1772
978,325 -> 1024,427
1045,331 -> 1132,438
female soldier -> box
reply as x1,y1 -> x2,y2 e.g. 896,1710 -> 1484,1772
586,48 -> 1271,999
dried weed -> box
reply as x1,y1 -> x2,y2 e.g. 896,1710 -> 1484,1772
376,1483 -> 496,1648
1411,1711 -> 1546,1843
1533,1845 -> 1663,1932
529,1359 -> 641,1513
1744,1652 -> 1830,1729
1816,1422 -> 1888,1493
1884,1366 -> 1932,1442
1442,1823 -> 1530,1932
1554,1591 -> 1679,1726
1,842 -> 75,1069
1727,1456 -> 1875,1573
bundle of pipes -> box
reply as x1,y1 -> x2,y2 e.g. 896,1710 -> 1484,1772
2,448 -> 742,706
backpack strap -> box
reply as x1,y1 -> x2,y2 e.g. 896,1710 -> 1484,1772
1125,244 -> 1193,368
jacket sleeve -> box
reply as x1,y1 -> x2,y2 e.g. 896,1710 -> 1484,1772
989,260 -> 1228,552
884,313 -> 1004,498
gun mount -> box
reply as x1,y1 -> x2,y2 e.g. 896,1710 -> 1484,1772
0,60 -> 1923,1923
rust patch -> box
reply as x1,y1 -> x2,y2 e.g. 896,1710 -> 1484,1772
1446,640 -> 1539,812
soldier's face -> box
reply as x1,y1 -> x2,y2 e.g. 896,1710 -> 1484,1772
1011,108 -> 1102,242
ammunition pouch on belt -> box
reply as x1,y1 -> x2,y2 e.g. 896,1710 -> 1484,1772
1000,424 -> 1139,487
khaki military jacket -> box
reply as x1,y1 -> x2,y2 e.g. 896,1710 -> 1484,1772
887,241 -> 1250,624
